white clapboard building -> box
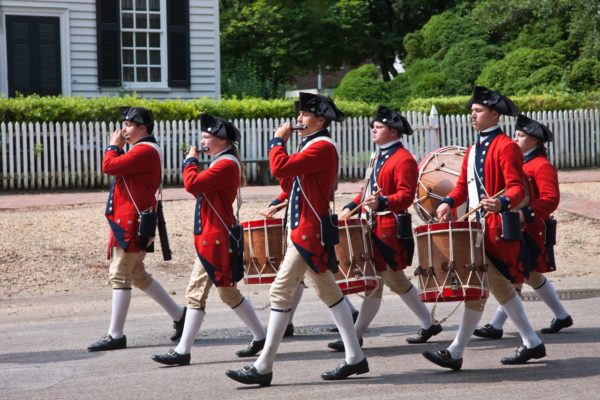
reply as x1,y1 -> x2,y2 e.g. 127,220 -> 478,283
0,0 -> 220,98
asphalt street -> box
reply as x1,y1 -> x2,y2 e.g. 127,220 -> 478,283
1,276 -> 599,400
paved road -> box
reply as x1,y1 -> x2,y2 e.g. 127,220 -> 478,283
1,279 -> 599,399
1,169 -> 599,399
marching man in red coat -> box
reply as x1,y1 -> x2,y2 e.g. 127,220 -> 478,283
226,93 -> 368,386
151,115 -> 266,366
88,107 -> 185,352
423,87 -> 546,370
473,114 -> 572,339
327,106 -> 442,353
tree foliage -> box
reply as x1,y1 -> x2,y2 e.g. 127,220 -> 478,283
220,0 -> 459,97
335,0 -> 598,106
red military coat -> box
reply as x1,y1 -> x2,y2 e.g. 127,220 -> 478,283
521,150 -> 559,273
349,143 -> 418,271
269,130 -> 338,273
446,132 -> 528,283
102,136 -> 161,253
183,148 -> 240,286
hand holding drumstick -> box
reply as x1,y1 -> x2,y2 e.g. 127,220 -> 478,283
456,189 -> 507,222
258,200 -> 288,218
340,189 -> 382,221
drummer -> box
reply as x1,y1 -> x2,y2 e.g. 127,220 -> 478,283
423,86 -> 546,370
473,114 -> 572,339
226,92 -> 368,386
151,114 -> 266,366
327,106 -> 443,353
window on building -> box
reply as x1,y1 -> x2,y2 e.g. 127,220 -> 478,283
120,0 -> 166,87
97,0 -> 190,89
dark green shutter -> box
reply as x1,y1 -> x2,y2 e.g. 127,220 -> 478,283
167,0 -> 190,88
96,0 -> 121,87
6,15 -> 61,96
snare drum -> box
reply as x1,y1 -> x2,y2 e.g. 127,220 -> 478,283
335,218 -> 378,294
414,146 -> 467,223
241,218 -> 285,284
414,221 -> 488,302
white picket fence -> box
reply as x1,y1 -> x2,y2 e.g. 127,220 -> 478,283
1,108 -> 598,190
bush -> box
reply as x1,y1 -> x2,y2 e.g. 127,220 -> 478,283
440,39 -> 504,94
333,64 -> 388,104
564,58 -> 600,92
0,94 -> 375,122
477,47 -> 565,94
407,92 -> 600,114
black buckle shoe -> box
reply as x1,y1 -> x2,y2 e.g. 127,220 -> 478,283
473,323 -> 504,339
327,337 -> 363,352
283,323 -> 294,338
422,349 -> 463,371
226,365 -> 272,387
236,338 -> 265,357
151,349 -> 191,366
170,307 -> 187,342
540,315 -> 573,334
501,343 -> 546,365
406,323 -> 443,344
321,358 -> 369,380
87,334 -> 127,352
327,310 -> 359,332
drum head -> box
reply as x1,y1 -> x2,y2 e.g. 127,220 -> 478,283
414,146 -> 467,223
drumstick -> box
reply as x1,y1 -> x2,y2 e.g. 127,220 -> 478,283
257,200 -> 288,219
457,188 -> 506,222
340,189 -> 383,221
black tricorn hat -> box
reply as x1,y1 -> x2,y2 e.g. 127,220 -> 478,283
515,114 -> 554,142
370,106 -> 413,135
200,114 -> 240,142
467,86 -> 519,116
119,107 -> 154,133
296,92 -> 345,122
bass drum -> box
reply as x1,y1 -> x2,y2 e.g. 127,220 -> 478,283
414,146 -> 468,223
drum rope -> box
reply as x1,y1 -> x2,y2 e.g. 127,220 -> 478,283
357,220 -> 379,299
343,224 -> 353,281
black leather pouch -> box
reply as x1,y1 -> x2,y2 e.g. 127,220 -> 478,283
396,213 -> 413,239
500,211 -> 520,240
320,214 -> 340,246
545,218 -> 557,246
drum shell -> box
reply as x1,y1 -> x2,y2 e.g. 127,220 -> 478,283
334,218 -> 378,294
414,221 -> 488,302
241,218 -> 285,284
414,146 -> 467,223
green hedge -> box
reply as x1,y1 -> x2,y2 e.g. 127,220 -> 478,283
0,95 -> 374,122
1,92 -> 597,123
407,92 -> 600,114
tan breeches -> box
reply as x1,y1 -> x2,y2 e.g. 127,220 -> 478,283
185,258 -> 243,310
464,257 -> 517,311
109,247 -> 153,290
365,267 -> 413,298
270,244 -> 344,310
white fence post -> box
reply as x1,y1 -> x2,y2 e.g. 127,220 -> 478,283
1,110 -> 599,190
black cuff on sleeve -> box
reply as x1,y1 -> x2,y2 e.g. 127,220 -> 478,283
376,196 -> 388,212
182,157 -> 199,169
498,196 -> 511,212
440,197 -> 455,208
268,137 -> 285,151
269,198 -> 283,207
